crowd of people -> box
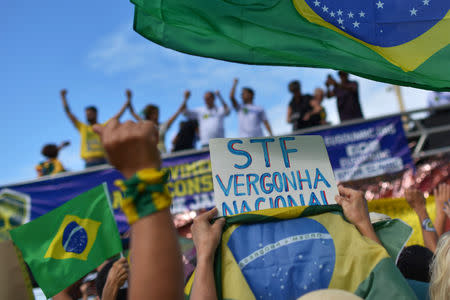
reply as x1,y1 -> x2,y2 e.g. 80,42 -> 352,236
35,71 -> 371,176
46,114 -> 450,300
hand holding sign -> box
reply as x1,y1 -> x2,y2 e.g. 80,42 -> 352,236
210,136 -> 338,216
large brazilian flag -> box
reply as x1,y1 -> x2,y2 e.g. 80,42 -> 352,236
185,205 -> 417,299
132,0 -> 450,91
10,185 -> 122,298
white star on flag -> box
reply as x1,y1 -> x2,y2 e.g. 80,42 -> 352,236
422,0 -> 430,5
353,21 -> 360,28
314,0 -> 320,7
337,17 -> 344,24
376,1 -> 384,9
337,9 -> 343,16
359,11 -> 365,17
330,11 -> 335,17
322,5 -> 329,12
410,8 -> 417,16
348,12 -> 354,18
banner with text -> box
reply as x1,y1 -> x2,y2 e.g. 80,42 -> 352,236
210,136 -> 338,216
0,150 -> 214,240
308,116 -> 414,182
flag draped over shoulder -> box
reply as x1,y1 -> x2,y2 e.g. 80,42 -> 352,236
131,0 -> 450,91
10,185 -> 123,298
185,205 -> 416,300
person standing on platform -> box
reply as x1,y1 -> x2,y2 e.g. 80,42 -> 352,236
128,90 -> 188,154
230,78 -> 273,137
183,90 -> 230,148
60,89 -> 129,168
286,80 -> 313,131
325,71 -> 363,122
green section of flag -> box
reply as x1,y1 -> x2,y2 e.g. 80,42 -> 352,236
10,185 -> 122,298
132,0 -> 450,91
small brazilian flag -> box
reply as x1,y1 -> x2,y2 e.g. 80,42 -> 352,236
10,184 -> 122,298
185,205 -> 417,299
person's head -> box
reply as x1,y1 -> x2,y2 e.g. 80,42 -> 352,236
396,245 -> 433,282
314,88 -> 324,103
288,80 -> 301,96
41,144 -> 59,159
241,87 -> 254,104
85,106 -> 98,125
96,259 -> 127,300
143,105 -> 159,123
430,232 -> 450,300
204,91 -> 215,108
338,71 -> 349,83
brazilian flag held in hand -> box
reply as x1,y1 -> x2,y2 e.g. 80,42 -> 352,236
132,0 -> 450,90
10,184 -> 122,298
185,205 -> 416,299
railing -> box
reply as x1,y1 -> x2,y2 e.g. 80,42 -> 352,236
3,104 -> 449,188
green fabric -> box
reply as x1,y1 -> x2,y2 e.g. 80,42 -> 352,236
132,0 -> 450,91
10,185 -> 122,298
373,219 -> 413,262
355,258 -> 417,300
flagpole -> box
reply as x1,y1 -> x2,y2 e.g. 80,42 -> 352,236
102,182 -> 125,258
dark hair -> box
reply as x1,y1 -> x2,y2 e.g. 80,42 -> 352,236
242,87 -> 254,96
338,71 -> 348,77
289,80 -> 300,88
396,245 -> 433,282
41,144 -> 58,159
143,104 -> 159,120
85,106 -> 98,113
96,259 -> 128,300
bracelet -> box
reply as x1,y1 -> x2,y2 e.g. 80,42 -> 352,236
421,218 -> 436,232
115,168 -> 172,225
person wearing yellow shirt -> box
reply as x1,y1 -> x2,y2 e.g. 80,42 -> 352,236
60,89 -> 129,168
35,141 -> 70,177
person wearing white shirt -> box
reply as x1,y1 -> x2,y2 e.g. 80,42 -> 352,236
229,78 -> 273,138
183,90 -> 230,147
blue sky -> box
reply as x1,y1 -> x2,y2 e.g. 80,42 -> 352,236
1,1 -> 430,186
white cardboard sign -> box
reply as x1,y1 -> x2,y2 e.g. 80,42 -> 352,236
209,135 -> 338,216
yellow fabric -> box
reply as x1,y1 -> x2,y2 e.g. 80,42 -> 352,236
44,215 -> 101,261
221,224 -> 257,300
75,120 -> 106,160
35,158 -> 65,176
314,213 -> 388,292
368,196 -> 437,246
292,1 -> 450,72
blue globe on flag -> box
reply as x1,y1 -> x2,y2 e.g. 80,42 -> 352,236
62,221 -> 88,254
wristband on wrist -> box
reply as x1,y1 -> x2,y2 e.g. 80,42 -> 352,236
115,168 -> 172,225
421,218 -> 436,232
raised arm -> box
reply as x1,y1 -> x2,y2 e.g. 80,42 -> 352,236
190,208 -> 225,300
93,118 -> 184,300
57,141 -> 70,151
111,90 -> 132,120
215,91 -> 230,116
60,89 -> 80,128
433,183 -> 450,237
165,91 -> 190,129
405,188 -> 438,252
325,76 -> 336,98
127,90 -> 143,122
229,78 -> 239,110
335,186 -> 382,245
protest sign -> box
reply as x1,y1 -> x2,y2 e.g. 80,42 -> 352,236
210,136 -> 338,216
